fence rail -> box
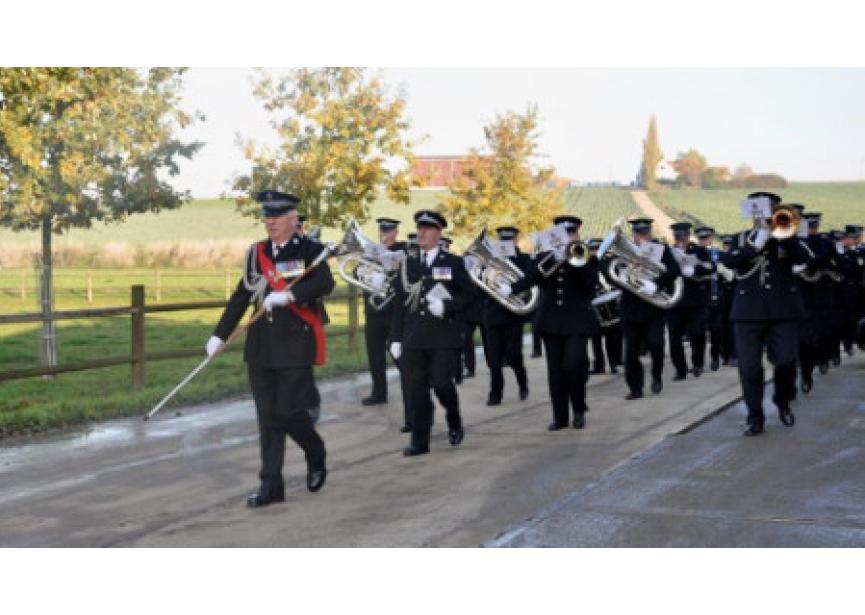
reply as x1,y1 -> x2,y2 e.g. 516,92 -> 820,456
0,284 -> 360,389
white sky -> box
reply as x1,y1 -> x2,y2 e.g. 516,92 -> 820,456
171,67 -> 865,198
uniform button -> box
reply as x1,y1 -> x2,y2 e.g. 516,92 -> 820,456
557,289 -> 563,294
420,311 -> 426,315
765,284 -> 771,289
557,300 -> 563,306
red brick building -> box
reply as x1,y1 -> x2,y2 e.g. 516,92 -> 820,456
411,155 -> 479,188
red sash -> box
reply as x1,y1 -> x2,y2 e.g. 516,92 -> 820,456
257,242 -> 327,366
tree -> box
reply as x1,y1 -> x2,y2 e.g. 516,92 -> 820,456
733,163 -> 753,181
674,149 -> 708,188
639,115 -> 663,190
233,68 -> 419,227
0,68 -> 201,366
436,105 -> 564,243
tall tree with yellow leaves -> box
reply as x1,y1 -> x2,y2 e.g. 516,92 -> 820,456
233,68 -> 420,227
0,68 -> 201,366
437,105 -> 563,244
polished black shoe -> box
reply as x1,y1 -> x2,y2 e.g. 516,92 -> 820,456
590,366 -> 605,375
693,366 -> 704,378
448,428 -> 465,446
710,358 -> 720,371
399,425 -> 411,433
742,423 -> 765,437
307,466 -> 327,492
801,376 -> 813,394
818,362 -> 830,375
454,375 -> 464,385
486,395 -> 502,406
519,388 -> 529,401
832,356 -> 841,367
572,413 -> 586,429
625,391 -> 643,401
403,445 -> 430,457
778,407 -> 795,427
610,366 -> 619,375
463,369 -> 475,378
361,395 -> 387,406
246,489 -> 285,508
672,373 -> 686,382
547,422 -> 568,431
651,378 -> 663,394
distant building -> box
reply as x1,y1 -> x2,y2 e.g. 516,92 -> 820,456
411,155 -> 481,189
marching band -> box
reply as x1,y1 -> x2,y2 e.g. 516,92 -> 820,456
207,189 -> 865,507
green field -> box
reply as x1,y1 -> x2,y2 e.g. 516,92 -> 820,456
649,182 -> 865,235
562,187 -> 641,239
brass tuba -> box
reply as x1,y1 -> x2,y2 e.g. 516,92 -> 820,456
332,219 -> 399,310
464,228 -> 539,315
597,218 -> 684,309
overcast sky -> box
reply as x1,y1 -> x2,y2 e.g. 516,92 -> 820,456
172,68 -> 865,198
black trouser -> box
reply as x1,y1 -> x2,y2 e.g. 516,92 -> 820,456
542,333 -> 589,426
394,353 -> 414,428
364,315 -> 390,399
404,348 -> 463,447
733,320 -> 799,426
668,306 -> 708,375
708,304 -> 725,363
591,323 -> 623,371
622,317 -> 665,394
798,311 -> 823,381
247,364 -> 326,495
531,312 -> 543,355
462,321 -> 485,375
486,322 -> 528,400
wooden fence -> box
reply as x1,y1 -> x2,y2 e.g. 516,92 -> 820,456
0,284 -> 360,390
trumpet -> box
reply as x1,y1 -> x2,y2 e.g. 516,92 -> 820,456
748,203 -> 801,245
537,240 -> 589,277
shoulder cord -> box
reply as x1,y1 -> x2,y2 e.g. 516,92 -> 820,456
400,254 -> 424,313
241,243 -> 269,306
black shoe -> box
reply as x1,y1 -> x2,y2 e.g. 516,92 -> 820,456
464,369 -> 475,378
693,366 -> 704,378
625,391 -> 643,401
519,388 -> 529,401
832,356 -> 841,367
246,488 -> 285,508
742,423 -> 765,437
730,359 -> 738,367
307,466 -> 327,492
845,346 -> 855,357
610,366 -> 619,375
710,359 -> 720,371
590,366 -> 605,375
448,428 -> 465,446
651,378 -> 663,394
722,358 -> 731,366
779,407 -> 796,427
819,362 -> 830,375
672,373 -> 686,382
801,376 -> 812,394
403,445 -> 430,457
572,413 -> 586,429
454,375 -> 463,385
530,351 -> 542,358
361,395 -> 387,406
399,425 -> 411,433
486,395 -> 502,406
547,422 -> 568,431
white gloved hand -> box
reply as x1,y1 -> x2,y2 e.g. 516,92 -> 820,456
638,279 -> 658,295
263,290 -> 294,311
836,242 -> 845,255
369,271 -> 387,292
682,264 -> 696,278
205,335 -> 225,358
792,263 -> 808,274
496,281 -> 513,298
428,297 -> 445,317
751,228 -> 770,250
389,342 -> 402,360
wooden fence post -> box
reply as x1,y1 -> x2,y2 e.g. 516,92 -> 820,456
131,285 -> 146,390
86,270 -> 93,303
155,268 -> 161,304
20,269 -> 26,300
347,285 -> 359,352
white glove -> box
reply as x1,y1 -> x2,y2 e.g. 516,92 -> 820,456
638,279 -> 658,295
836,242 -> 845,255
751,228 -> 770,250
682,264 -> 695,278
369,271 -> 387,292
389,342 -> 402,360
496,281 -> 513,298
428,297 -> 445,317
205,335 -> 225,357
263,290 -> 294,311
792,263 -> 808,274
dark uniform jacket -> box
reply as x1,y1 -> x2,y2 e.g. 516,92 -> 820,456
615,241 -> 682,323
483,250 -> 533,327
671,243 -> 714,310
798,234 -> 836,310
512,252 -> 600,337
834,247 -> 863,306
726,231 -> 811,323
214,235 -> 335,368
362,240 -> 407,322
390,249 -> 474,350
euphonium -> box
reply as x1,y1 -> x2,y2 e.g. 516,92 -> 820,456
464,228 -> 539,315
596,218 -> 684,309
332,219 -> 397,310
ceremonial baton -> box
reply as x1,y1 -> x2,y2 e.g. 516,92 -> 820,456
143,244 -> 334,421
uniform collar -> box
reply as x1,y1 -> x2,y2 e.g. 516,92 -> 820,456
419,246 -> 439,265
